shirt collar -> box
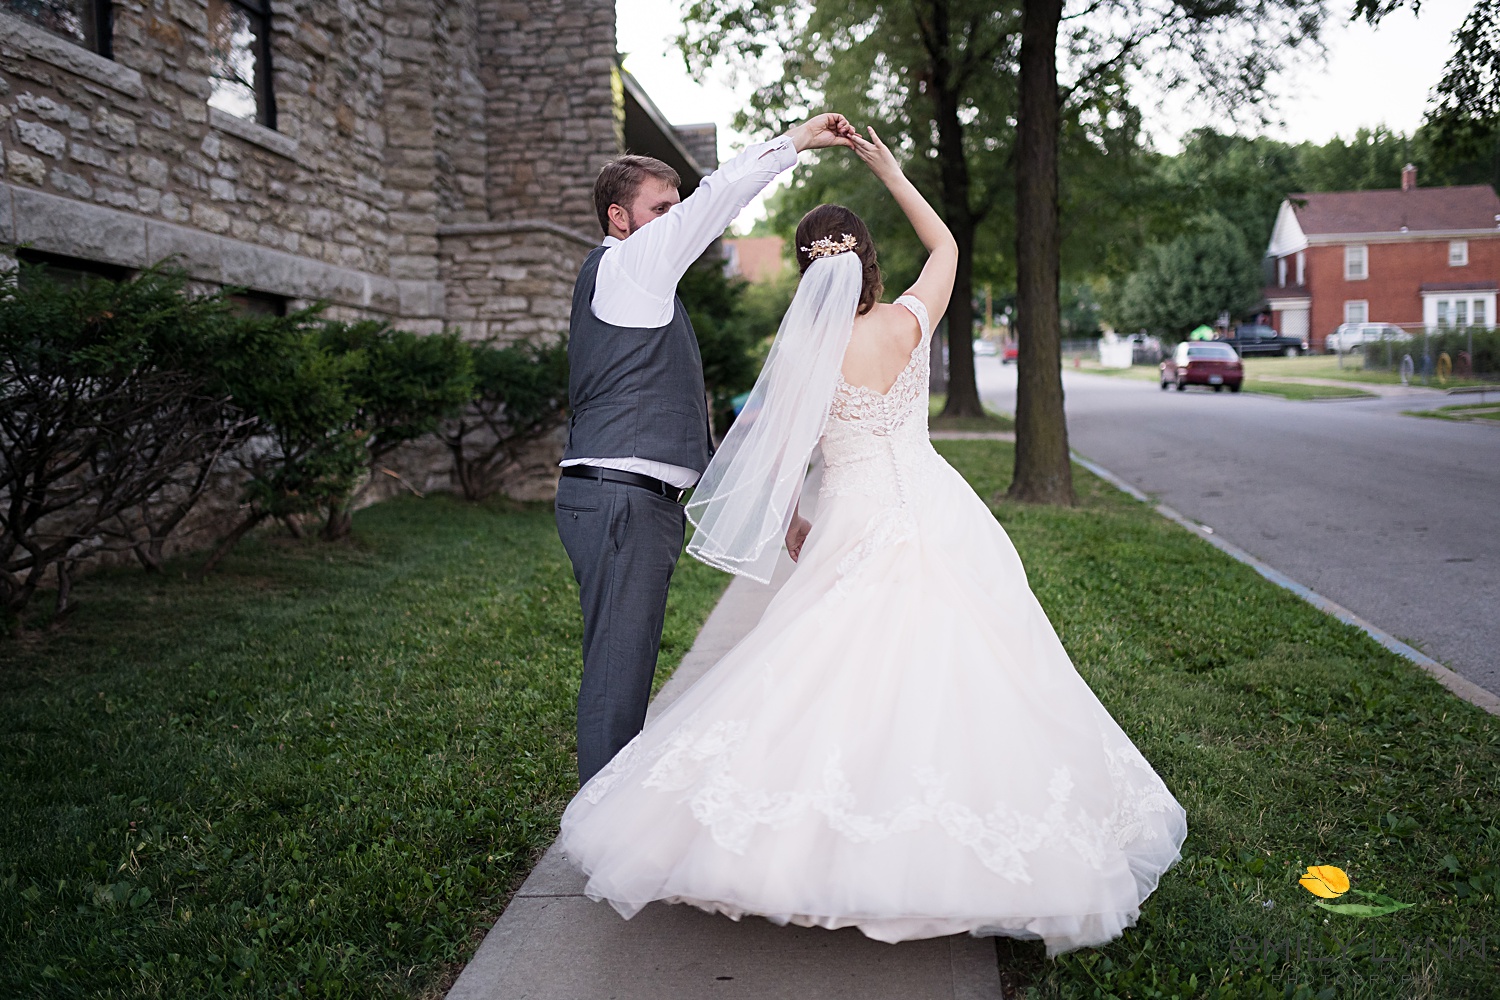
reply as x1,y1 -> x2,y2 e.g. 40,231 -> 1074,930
602,235 -> 622,247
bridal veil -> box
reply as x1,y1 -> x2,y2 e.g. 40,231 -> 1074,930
685,250 -> 862,582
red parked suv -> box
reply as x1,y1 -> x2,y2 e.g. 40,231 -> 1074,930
1160,341 -> 1244,392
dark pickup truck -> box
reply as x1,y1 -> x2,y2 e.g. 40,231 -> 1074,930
1218,323 -> 1309,357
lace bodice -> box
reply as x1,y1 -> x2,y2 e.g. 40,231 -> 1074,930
827,295 -> 932,436
820,296 -> 943,509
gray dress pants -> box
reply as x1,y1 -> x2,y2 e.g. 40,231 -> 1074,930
555,474 -> 686,784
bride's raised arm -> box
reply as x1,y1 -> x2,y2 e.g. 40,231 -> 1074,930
848,127 -> 958,324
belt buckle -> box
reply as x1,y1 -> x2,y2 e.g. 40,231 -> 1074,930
668,484 -> 687,504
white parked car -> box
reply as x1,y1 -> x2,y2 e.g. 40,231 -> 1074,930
1325,322 -> 1411,354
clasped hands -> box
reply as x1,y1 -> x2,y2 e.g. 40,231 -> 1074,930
785,114 -> 902,181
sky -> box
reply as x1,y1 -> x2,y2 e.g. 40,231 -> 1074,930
614,0 -> 1475,231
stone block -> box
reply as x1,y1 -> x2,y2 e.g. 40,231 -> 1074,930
6,148 -> 48,186
186,199 -> 230,232
144,219 -> 225,276
17,119 -> 65,158
12,185 -> 148,265
128,154 -> 170,187
49,167 -> 92,199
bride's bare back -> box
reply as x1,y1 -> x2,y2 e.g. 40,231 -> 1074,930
842,303 -> 924,394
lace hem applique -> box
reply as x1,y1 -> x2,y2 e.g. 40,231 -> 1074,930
584,717 -> 1179,881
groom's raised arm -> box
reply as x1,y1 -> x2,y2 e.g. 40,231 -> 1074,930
593,137 -> 796,320
593,114 -> 854,326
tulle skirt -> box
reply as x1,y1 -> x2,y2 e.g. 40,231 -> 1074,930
557,452 -> 1187,957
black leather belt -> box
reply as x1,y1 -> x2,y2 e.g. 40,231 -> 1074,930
560,465 -> 691,504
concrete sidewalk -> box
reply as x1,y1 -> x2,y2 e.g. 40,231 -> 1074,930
445,555 -> 1004,1000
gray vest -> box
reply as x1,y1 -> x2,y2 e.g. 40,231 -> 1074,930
562,246 -> 712,473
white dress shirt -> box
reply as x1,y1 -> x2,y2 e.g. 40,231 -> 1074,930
562,134 -> 799,489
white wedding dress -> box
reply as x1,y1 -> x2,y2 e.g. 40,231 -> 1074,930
557,296 -> 1188,957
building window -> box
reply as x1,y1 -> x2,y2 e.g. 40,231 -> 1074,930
1449,240 -> 1469,267
1344,300 -> 1368,325
1456,300 -> 1469,327
207,0 -> 275,128
228,290 -> 287,316
15,248 -> 130,288
1277,257 -> 1287,287
1436,299 -> 1450,327
1344,245 -> 1367,281
1475,299 -> 1488,328
2,0 -> 112,56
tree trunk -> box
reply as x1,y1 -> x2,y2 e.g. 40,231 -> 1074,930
322,503 -> 353,541
928,0 -> 984,419
1007,0 -> 1075,506
197,510 -> 268,578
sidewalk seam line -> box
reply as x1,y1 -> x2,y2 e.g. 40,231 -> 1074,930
1069,451 -> 1500,718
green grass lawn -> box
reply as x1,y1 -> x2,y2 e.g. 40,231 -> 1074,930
928,392 -> 1014,432
0,496 -> 728,998
1242,353 -> 1491,389
1403,402 -> 1500,423
3,448 -> 1498,999
1072,359 -> 1161,381
934,441 -> 1500,1000
1242,381 -> 1376,401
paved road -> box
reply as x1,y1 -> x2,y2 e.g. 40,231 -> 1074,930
974,362 -> 1500,697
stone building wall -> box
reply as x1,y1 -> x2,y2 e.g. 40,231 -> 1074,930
0,0 -> 626,336
0,0 -> 717,549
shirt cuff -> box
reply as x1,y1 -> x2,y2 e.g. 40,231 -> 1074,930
759,134 -> 797,173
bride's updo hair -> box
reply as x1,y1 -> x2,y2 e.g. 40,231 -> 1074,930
795,204 -> 882,316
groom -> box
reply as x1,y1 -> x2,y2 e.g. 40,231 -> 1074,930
557,112 -> 856,784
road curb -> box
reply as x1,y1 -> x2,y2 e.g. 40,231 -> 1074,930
1070,452 -> 1500,719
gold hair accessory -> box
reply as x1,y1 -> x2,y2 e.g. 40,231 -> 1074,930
799,233 -> 858,260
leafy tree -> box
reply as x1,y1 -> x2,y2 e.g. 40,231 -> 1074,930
1110,215 -> 1264,337
682,0 -> 1025,421
1009,0 -> 1328,504
1359,0 -> 1500,183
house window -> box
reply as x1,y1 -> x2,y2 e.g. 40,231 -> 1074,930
1449,240 -> 1469,267
1344,300 -> 1368,325
1277,257 -> 1287,287
1456,300 -> 1469,327
1296,251 -> 1305,286
1475,299 -> 1488,328
1436,299 -> 1450,327
1344,245 -> 1367,281
207,0 -> 275,128
2,0 -> 112,56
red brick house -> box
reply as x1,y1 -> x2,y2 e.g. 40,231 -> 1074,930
1264,166 -> 1500,350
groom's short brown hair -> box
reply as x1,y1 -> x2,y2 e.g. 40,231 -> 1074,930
594,156 -> 681,234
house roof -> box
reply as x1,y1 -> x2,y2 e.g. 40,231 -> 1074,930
1420,280 -> 1500,293
1267,185 -> 1500,257
1289,186 -> 1500,235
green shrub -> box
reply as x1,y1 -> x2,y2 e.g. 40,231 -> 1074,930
1361,327 -> 1500,378
315,321 -> 475,539
197,307 -> 366,572
0,264 -> 254,621
439,339 -> 569,501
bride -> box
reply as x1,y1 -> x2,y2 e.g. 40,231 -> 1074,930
556,127 -> 1188,957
